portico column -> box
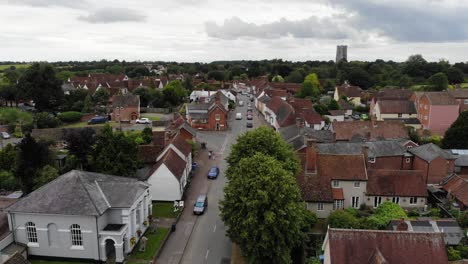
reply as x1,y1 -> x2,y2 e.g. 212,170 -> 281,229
115,243 -> 124,263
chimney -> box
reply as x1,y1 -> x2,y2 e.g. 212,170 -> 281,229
305,138 -> 318,173
396,218 -> 408,231
296,117 -> 304,128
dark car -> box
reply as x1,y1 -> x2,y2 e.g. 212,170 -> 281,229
208,166 -> 220,179
246,122 -> 253,128
87,116 -> 108,125
193,195 -> 208,215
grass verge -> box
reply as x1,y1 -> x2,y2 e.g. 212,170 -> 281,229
152,202 -> 180,218
127,227 -> 170,261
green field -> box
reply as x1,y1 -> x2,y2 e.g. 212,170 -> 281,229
0,64 -> 31,71
141,115 -> 161,121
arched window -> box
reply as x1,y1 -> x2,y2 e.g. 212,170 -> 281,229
25,222 -> 38,243
70,224 -> 83,246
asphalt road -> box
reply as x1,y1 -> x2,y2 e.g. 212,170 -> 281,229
180,95 -> 257,264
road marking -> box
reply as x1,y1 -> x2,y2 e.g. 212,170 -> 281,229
213,224 -> 217,232
205,249 -> 210,260
220,135 -> 229,153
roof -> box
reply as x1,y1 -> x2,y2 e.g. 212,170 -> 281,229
268,82 -> 301,93
455,155 -> 468,167
373,89 -> 414,101
378,100 -> 416,114
296,153 -> 333,202
149,148 -> 187,182
367,170 -> 427,197
264,89 -> 288,98
326,228 -> 448,264
388,219 -> 464,245
317,154 -> 367,181
328,110 -> 346,116
442,174 -> 468,207
170,134 -> 192,156
301,109 -> 323,125
332,121 -> 408,141
111,94 -> 140,107
336,84 -> 362,98
423,92 -> 457,105
448,89 -> 468,99
7,170 -> 149,216
186,103 -> 210,111
383,118 -> 421,125
316,140 -> 410,157
4,252 -> 29,264
338,99 -> 353,110
409,143 -> 455,162
332,188 -> 344,200
288,98 -> 313,112
265,96 -> 296,127
278,125 -> 334,151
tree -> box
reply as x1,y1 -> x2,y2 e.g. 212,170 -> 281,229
227,126 -> 299,175
0,144 -> 17,172
285,70 -> 304,83
34,165 -> 59,190
62,88 -> 88,112
0,108 -> 33,132
328,99 -> 340,110
89,125 -> 140,176
0,170 -> 18,190
297,73 -> 322,98
141,127 -> 153,144
207,70 -> 226,81
15,134 -> 53,194
442,111 -> 468,149
427,72 -> 448,91
63,128 -> 97,170
221,153 -> 310,263
367,202 -> 407,229
93,88 -> 110,106
183,75 -> 194,92
82,94 -> 93,113
327,210 -> 359,229
17,63 -> 64,111
272,75 -> 284,83
133,87 -> 152,107
34,112 -> 60,129
163,80 -> 188,106
398,74 -> 412,88
446,67 -> 465,84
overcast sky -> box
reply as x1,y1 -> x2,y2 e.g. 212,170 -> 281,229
1,0 -> 468,63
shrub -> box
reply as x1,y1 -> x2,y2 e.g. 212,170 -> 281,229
34,112 -> 61,129
447,247 -> 461,261
407,209 -> 420,217
0,170 -> 18,190
57,111 -> 83,123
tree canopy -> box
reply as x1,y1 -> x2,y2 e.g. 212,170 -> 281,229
163,80 -> 188,106
297,73 -> 322,98
367,202 -> 407,229
427,72 -> 449,91
442,111 -> 468,149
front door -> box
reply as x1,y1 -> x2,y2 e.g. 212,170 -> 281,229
216,122 -> 220,131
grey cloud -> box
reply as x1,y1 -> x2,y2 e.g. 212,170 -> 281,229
78,7 -> 146,24
2,0 -> 87,8
328,0 -> 468,42
205,16 -> 356,40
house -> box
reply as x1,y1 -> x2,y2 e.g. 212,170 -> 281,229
263,89 -> 288,100
255,94 -> 271,115
442,174 -> 468,210
337,99 -> 353,117
166,114 -> 197,141
322,228 -> 448,264
331,120 -> 408,142
110,94 -> 140,121
0,197 -> 26,263
333,82 -> 363,106
452,150 -> 468,174
416,92 -> 459,135
68,74 -> 129,95
189,90 -> 216,103
408,143 -> 456,184
301,109 -> 325,130
448,89 -> 468,113
266,82 -> 301,95
6,170 -> 151,263
325,110 -> 345,122
370,88 -> 414,115
185,96 -> 228,131
219,89 -> 236,102
263,96 -> 296,130
388,218 -> 464,246
279,124 -> 334,152
373,100 -> 418,121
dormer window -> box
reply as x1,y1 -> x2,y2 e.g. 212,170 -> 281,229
332,180 -> 339,188
368,157 -> 376,163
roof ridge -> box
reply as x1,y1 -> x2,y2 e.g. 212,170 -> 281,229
76,171 -> 105,215
94,180 -> 111,208
330,228 -> 444,235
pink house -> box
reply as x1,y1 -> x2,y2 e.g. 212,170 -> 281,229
416,92 -> 459,135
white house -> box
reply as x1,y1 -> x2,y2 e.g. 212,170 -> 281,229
7,170 -> 152,263
220,89 -> 236,102
144,134 -> 192,201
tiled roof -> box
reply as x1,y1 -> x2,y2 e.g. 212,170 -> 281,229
139,144 -> 164,164
455,155 -> 468,167
378,100 -> 416,114
287,98 -> 313,112
423,92 -> 457,105
367,170 -> 427,197
268,82 -> 301,93
326,228 -> 448,264
265,89 -> 288,98
296,153 -> 333,202
111,94 -> 140,107
442,174 -> 468,206
317,154 -> 367,181
315,140 -> 409,157
170,134 -> 192,156
332,188 -> 344,200
332,121 -> 408,141
328,110 -> 345,116
336,84 -> 362,97
301,109 -> 323,125
373,89 -> 414,100
148,148 -> 186,182
7,170 -> 148,216
409,143 -> 456,162
448,89 -> 468,98
338,99 -> 353,110
265,96 -> 296,127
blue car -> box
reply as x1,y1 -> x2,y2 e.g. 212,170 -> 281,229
207,166 -> 220,179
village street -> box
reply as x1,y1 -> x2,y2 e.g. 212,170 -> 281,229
156,95 -> 267,264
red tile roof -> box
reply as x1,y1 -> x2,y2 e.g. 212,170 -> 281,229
336,84 -> 362,98
296,153 -> 333,202
318,154 -> 367,181
150,148 -> 186,181
265,96 -> 296,127
442,174 -> 468,207
301,109 -> 323,125
332,188 -> 344,200
287,98 -> 313,112
138,145 -> 164,164
448,89 -> 468,99
170,134 -> 192,157
332,121 -> 408,141
367,170 -> 427,197
268,82 -> 301,93
373,89 -> 414,101
378,100 -> 416,114
264,89 -> 288,98
423,92 -> 457,105
327,228 -> 448,264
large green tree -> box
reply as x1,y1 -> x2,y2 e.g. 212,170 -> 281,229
227,126 -> 299,175
427,72 -> 449,91
221,153 -> 310,264
442,111 -> 468,149
17,63 -> 64,111
89,125 -> 140,176
297,73 -> 322,98
63,128 -> 97,170
446,67 -> 465,84
163,80 -> 188,106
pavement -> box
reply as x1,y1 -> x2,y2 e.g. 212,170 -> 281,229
155,95 -> 267,264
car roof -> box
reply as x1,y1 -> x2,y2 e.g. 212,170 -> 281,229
196,195 -> 206,202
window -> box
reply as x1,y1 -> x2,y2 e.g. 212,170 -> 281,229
409,197 -> 418,205
405,158 -> 411,163
26,222 -> 38,244
136,203 -> 141,224
464,99 -> 468,105
398,113 -> 402,117
332,180 -> 339,188
215,114 -> 220,121
373,197 -> 382,208
424,115 -> 428,120
70,224 -> 82,246
317,202 -> 324,211
333,200 -> 344,210
368,157 -> 376,163
354,181 -> 360,188
352,197 -> 360,208
392,197 -> 400,204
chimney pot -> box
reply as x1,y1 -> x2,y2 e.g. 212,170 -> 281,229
396,219 -> 408,231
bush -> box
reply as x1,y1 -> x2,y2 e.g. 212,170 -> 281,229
367,202 -> 407,229
0,170 -> 18,190
34,112 -> 61,129
327,210 -> 359,229
57,111 -> 83,123
447,247 -> 462,261
458,212 -> 468,228
407,209 -> 420,217
428,207 -> 441,217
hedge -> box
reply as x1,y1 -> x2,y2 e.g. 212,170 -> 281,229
57,112 -> 83,123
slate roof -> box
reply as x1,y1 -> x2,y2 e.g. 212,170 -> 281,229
332,121 -> 408,141
423,92 -> 457,105
408,143 -> 456,162
442,174 -> 468,207
315,140 -> 408,157
278,125 -> 334,151
7,170 -> 149,216
326,228 -> 448,264
455,155 -> 468,167
111,94 -> 140,107
367,170 -> 427,197
186,104 -> 210,111
378,100 -> 416,114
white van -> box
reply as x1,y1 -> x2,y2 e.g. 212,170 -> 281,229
239,101 -> 244,106
236,113 -> 242,120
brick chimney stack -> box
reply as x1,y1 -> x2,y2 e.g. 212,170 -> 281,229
396,218 -> 408,231
305,138 -> 318,173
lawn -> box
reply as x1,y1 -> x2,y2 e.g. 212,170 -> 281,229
0,64 -> 31,71
61,121 -> 126,128
127,227 -> 170,261
141,115 -> 161,121
152,202 -> 180,218
31,260 -> 92,264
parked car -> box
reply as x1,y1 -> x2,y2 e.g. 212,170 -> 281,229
87,116 -> 108,125
246,122 -> 253,128
1,132 -> 10,139
236,113 -> 242,120
238,101 -> 244,106
247,114 -> 253,120
193,195 -> 208,215
207,166 -> 220,179
192,162 -> 199,171
136,118 -> 151,124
